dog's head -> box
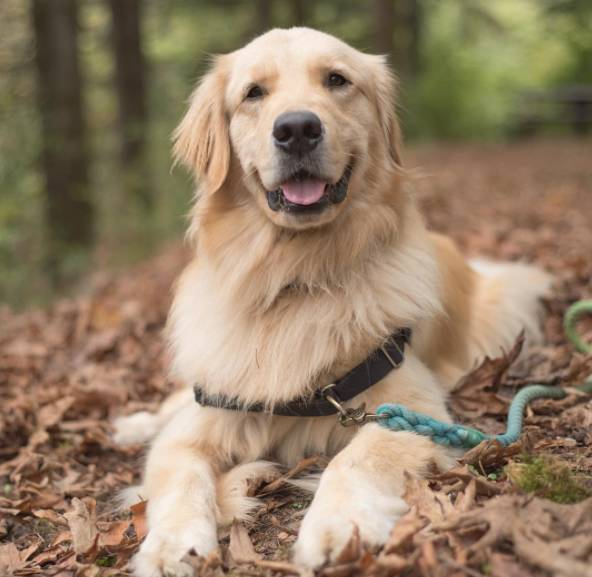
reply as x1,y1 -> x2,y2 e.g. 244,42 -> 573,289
174,27 -> 403,231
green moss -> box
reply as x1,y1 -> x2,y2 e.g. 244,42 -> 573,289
468,464 -> 505,481
33,518 -> 59,546
486,469 -> 504,481
96,554 -> 117,567
509,455 -> 592,504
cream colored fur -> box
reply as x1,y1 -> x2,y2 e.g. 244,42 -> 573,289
114,28 -> 550,576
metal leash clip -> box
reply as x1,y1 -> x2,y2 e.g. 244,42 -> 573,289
321,384 -> 388,427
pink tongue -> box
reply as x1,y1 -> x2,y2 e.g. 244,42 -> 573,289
281,180 -> 326,205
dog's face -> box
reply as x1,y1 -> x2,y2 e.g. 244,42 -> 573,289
174,28 -> 402,230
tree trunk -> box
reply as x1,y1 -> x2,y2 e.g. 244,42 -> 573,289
108,0 -> 150,210
406,0 -> 422,79
31,0 -> 93,285
374,0 -> 422,80
292,0 -> 307,25
255,0 -> 272,34
374,0 -> 395,61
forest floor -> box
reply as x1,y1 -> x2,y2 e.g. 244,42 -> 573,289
1,140 -> 592,577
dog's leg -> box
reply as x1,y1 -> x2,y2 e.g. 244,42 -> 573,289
113,387 -> 193,446
294,424 -> 453,567
130,405 -> 223,577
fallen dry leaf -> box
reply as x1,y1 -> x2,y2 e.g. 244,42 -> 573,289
434,464 -> 503,496
0,543 -> 23,576
462,439 -> 521,472
383,510 -> 427,554
130,500 -> 148,541
0,539 -> 40,576
64,497 -> 98,559
451,333 -> 524,419
335,525 -> 362,565
403,474 -> 456,525
229,521 -> 260,564
323,528 -> 376,577
439,495 -> 592,575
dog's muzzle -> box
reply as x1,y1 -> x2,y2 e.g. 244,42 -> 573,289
266,163 -> 353,214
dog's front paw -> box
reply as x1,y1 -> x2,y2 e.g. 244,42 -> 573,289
293,513 -> 357,568
131,554 -> 193,577
113,411 -> 159,446
293,495 -> 408,568
130,533 -> 193,577
130,524 -> 218,577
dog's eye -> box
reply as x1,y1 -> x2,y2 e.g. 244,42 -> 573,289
326,72 -> 350,88
245,84 -> 265,100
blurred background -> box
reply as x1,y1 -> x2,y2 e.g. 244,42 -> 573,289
1,0 -> 591,309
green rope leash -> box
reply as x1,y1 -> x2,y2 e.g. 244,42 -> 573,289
564,299 -> 592,354
376,300 -> 592,449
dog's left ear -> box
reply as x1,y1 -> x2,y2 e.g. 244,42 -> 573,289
173,56 -> 231,193
368,55 -> 403,168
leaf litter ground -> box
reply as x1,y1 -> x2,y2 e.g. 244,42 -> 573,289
1,140 -> 591,577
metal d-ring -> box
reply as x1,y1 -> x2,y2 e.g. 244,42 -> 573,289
321,384 -> 388,427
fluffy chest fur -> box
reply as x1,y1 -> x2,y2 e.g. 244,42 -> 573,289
168,196 -> 442,408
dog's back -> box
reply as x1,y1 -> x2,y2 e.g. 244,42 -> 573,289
417,233 -> 551,388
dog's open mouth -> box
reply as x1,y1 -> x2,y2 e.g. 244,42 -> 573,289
266,163 -> 353,214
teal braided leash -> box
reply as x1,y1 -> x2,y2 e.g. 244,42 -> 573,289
564,300 -> 592,354
376,301 -> 592,449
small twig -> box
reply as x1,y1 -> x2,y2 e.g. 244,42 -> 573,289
257,456 -> 323,496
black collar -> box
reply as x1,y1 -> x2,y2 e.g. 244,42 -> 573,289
193,328 -> 411,417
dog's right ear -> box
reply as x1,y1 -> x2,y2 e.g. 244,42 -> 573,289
366,55 -> 403,169
173,56 -> 230,193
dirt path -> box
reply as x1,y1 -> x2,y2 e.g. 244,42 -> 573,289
1,140 -> 591,576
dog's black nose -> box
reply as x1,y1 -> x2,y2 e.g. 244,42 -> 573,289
273,111 -> 323,155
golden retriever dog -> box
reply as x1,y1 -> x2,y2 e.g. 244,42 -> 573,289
114,27 -> 550,577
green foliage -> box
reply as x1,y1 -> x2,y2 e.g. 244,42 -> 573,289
543,0 -> 592,84
405,0 -> 590,139
509,455 -> 592,504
